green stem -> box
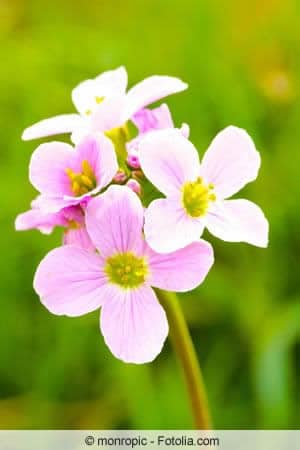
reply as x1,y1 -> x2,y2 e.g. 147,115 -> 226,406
156,289 -> 212,429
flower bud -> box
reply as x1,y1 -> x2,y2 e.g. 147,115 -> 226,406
127,149 -> 141,169
126,179 -> 141,196
113,169 -> 127,183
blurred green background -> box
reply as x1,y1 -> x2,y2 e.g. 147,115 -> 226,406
1,0 -> 299,429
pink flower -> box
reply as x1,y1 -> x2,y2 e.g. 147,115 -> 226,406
139,126 -> 269,253
62,206 -> 94,251
22,67 -> 187,144
127,104 -> 189,167
33,186 -> 214,363
15,200 -> 94,251
29,134 -> 118,213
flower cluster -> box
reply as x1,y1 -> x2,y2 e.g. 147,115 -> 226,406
16,66 -> 269,364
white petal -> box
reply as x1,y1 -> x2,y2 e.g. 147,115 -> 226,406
139,129 -> 200,196
22,114 -> 82,140
100,285 -> 168,364
144,197 -> 204,253
72,66 -> 127,115
124,75 -> 187,119
200,126 -> 261,199
206,199 -> 269,247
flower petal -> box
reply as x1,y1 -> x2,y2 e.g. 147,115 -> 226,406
200,126 -> 261,199
124,75 -> 187,119
132,104 -> 174,134
86,185 -> 144,257
29,142 -> 74,197
63,226 -> 95,252
94,66 -> 128,94
90,96 -> 126,132
15,208 -> 66,234
206,199 -> 269,247
139,129 -> 200,196
33,195 -> 80,214
22,114 -> 83,141
100,285 -> 168,364
148,240 -> 214,292
144,198 -> 204,253
72,67 -> 127,115
34,246 -> 107,316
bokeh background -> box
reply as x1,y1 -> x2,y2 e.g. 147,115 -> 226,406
1,0 -> 299,429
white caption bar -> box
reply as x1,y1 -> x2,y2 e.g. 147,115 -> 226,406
0,430 -> 300,449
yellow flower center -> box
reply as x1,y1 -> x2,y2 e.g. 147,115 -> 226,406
105,252 -> 148,289
182,177 -> 216,217
65,159 -> 97,197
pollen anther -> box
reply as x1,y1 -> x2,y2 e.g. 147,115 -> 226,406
182,177 -> 216,218
65,160 -> 97,197
105,252 -> 148,289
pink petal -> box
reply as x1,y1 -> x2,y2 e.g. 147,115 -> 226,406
200,126 -> 261,199
34,246 -> 107,317
206,199 -> 269,247
86,185 -> 144,257
139,129 -> 200,196
132,104 -> 174,134
144,198 -> 204,253
15,208 -> 66,234
33,195 -> 79,214
147,240 -> 214,292
72,67 -> 127,115
100,285 -> 168,364
124,75 -> 187,120
63,226 -> 95,252
22,114 -> 83,140
29,142 -> 74,197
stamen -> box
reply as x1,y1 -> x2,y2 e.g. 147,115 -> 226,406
182,177 -> 216,218
65,160 -> 97,197
105,252 -> 148,289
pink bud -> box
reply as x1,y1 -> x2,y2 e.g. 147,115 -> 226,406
127,150 -> 141,169
113,169 -> 127,183
126,179 -> 141,196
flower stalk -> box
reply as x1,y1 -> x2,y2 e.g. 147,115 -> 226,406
156,289 -> 212,430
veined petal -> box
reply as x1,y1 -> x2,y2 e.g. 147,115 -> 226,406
124,75 -> 187,120
200,126 -> 261,199
100,285 -> 168,364
29,142 -> 74,197
63,226 -> 95,252
148,240 -> 214,292
206,199 -> 269,247
22,114 -> 83,140
34,246 -> 107,317
139,129 -> 200,196
86,185 -> 144,257
144,198 -> 205,253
